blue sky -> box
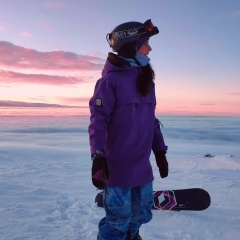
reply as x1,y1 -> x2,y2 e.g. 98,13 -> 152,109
0,0 -> 239,115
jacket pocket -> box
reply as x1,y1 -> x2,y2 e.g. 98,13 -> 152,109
117,92 -> 156,106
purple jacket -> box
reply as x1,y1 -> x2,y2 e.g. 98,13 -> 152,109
88,54 -> 167,187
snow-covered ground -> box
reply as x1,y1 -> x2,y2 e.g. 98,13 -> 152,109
0,115 -> 239,240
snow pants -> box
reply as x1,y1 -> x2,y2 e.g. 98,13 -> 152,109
97,183 -> 153,240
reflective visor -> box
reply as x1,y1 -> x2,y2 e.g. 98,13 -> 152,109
107,19 -> 159,41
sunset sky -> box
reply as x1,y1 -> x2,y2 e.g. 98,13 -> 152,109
0,0 -> 239,116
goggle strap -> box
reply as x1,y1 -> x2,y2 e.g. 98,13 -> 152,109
106,19 -> 158,46
109,27 -> 147,40
106,33 -> 111,46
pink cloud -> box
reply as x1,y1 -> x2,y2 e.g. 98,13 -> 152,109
228,92 -> 240,96
199,103 -> 215,106
38,20 -> 53,32
20,31 -> 33,38
0,41 -> 104,71
58,97 -> 90,105
0,70 -> 85,85
0,100 -> 80,108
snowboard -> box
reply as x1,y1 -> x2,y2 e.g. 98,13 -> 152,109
95,188 -> 211,211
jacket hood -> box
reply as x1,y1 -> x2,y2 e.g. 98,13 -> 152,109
102,53 -> 135,78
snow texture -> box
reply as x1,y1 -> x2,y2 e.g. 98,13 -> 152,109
0,115 -> 239,240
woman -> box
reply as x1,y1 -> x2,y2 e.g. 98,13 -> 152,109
88,19 -> 169,240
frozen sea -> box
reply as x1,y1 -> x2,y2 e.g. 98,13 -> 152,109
0,115 -> 239,240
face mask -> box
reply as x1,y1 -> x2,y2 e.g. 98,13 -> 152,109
119,53 -> 150,67
135,53 -> 150,67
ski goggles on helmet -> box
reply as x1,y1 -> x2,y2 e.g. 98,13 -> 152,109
106,19 -> 159,43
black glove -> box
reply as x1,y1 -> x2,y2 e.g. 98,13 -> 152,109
92,155 -> 109,189
154,151 -> 169,178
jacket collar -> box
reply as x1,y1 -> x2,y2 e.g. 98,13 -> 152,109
108,52 -> 131,68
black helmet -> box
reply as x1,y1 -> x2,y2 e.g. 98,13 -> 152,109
106,19 -> 159,58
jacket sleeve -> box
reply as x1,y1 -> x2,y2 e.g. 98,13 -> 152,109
152,118 -> 168,153
88,77 -> 116,157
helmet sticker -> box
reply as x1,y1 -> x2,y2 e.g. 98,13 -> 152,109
111,26 -> 145,40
